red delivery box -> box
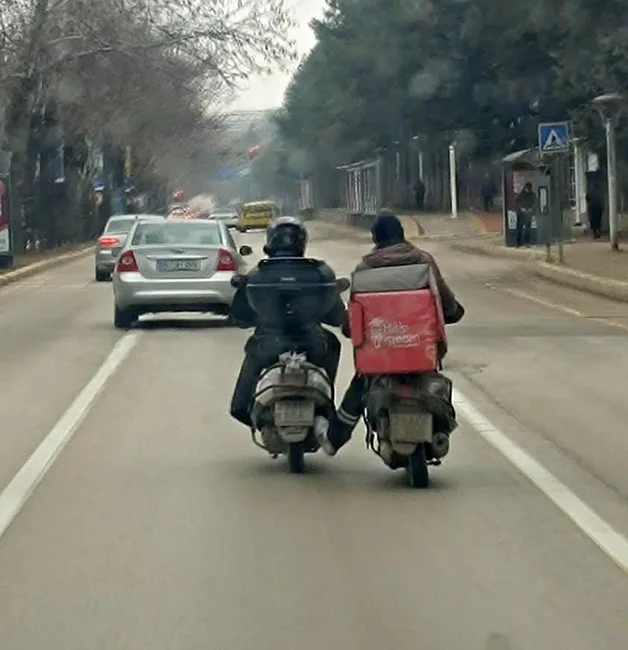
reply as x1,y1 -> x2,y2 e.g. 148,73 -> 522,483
348,263 -> 446,375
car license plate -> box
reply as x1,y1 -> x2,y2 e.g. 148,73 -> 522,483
274,400 -> 314,426
157,259 -> 201,272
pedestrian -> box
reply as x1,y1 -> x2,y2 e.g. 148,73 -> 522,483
481,174 -> 496,212
515,182 -> 536,247
586,189 -> 603,239
413,178 -> 425,210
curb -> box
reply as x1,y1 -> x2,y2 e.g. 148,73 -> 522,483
449,241 -> 545,261
531,262 -> 628,303
0,245 -> 94,288
311,216 -> 500,246
313,211 -> 473,241
450,241 -> 628,303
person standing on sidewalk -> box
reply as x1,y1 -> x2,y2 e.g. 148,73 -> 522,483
413,178 -> 426,210
586,187 -> 604,239
481,174 -> 496,212
515,182 -> 536,247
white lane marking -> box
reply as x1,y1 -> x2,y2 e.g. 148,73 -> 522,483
0,332 -> 140,541
500,286 -> 628,332
454,388 -> 628,574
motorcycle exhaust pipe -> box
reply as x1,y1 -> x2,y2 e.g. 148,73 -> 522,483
431,432 -> 450,458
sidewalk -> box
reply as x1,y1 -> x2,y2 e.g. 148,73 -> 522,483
451,237 -> 628,303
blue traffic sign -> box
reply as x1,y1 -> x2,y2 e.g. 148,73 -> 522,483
215,163 -> 251,181
538,122 -> 571,153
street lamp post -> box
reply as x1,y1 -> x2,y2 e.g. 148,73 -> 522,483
592,93 -> 624,250
449,142 -> 458,219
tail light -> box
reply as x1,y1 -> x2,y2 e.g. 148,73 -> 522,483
116,250 -> 138,273
216,248 -> 236,271
98,235 -> 119,247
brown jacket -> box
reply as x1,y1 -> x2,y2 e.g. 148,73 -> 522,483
354,240 -> 462,324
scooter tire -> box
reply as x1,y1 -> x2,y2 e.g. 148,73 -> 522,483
407,444 -> 429,488
287,442 -> 305,474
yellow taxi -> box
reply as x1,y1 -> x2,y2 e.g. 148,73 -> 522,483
238,200 -> 279,232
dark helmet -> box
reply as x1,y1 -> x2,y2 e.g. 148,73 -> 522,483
371,211 -> 404,248
264,216 -> 308,257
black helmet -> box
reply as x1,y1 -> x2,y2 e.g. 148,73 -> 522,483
264,216 -> 308,257
371,211 -> 404,248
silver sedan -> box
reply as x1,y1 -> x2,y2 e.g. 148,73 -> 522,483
112,218 -> 252,328
95,213 -> 164,281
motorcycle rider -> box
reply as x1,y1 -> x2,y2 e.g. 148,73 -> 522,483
229,216 -> 348,434
315,211 -> 465,456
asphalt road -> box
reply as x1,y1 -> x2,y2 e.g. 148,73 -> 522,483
1,222 -> 628,649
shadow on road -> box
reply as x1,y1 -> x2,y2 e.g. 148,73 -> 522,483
136,316 -> 235,330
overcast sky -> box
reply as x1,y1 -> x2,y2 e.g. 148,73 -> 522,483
229,0 -> 326,111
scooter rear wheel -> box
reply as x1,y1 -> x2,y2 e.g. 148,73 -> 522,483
407,444 -> 429,488
287,442 -> 305,474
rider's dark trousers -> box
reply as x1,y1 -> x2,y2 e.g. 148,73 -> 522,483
230,329 -> 341,427
327,374 -> 367,450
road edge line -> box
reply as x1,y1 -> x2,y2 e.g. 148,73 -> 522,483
453,387 -> 628,575
0,332 -> 140,541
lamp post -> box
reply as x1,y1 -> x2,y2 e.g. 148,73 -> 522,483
449,141 -> 458,218
592,93 -> 624,250
412,135 -> 424,182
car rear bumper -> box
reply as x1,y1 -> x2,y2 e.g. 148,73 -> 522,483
113,272 -> 236,311
95,251 -> 116,272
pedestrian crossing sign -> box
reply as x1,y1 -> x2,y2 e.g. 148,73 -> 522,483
538,122 -> 571,153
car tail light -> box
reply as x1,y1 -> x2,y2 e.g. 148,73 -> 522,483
216,248 -> 236,271
98,235 -> 119,247
116,250 -> 138,272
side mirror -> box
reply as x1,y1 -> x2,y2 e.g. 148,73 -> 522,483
230,274 -> 245,288
239,245 -> 252,256
336,277 -> 350,293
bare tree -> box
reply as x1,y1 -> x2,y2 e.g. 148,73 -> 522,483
0,0 -> 296,249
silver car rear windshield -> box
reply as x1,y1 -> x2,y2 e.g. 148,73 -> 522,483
105,218 -> 136,233
132,221 -> 222,246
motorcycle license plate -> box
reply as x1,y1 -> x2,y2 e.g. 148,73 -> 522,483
389,411 -> 433,443
274,400 -> 314,426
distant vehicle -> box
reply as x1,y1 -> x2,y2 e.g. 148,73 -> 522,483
95,214 -> 164,281
237,200 -> 279,232
166,204 -> 198,219
112,218 -> 252,329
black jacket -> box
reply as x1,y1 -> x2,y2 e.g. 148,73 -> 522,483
230,258 -> 347,334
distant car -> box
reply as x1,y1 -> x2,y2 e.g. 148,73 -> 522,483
112,218 -> 253,329
95,214 -> 164,281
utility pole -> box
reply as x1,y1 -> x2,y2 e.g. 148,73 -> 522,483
592,93 -> 624,250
